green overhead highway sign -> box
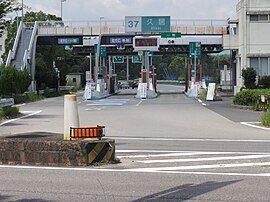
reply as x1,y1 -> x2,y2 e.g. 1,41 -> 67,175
142,16 -> 170,32
161,32 -> 181,38
113,56 -> 124,63
100,46 -> 107,57
132,55 -> 142,63
189,42 -> 202,59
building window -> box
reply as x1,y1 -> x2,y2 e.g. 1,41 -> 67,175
250,58 -> 259,74
259,15 -> 269,21
250,14 -> 269,22
250,15 -> 259,21
0,45 -> 2,51
261,57 -> 268,75
250,57 -> 270,76
73,78 -> 76,83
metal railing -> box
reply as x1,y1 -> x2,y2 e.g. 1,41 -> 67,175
34,19 -> 227,28
22,21 -> 38,70
33,19 -> 228,35
5,21 -> 23,66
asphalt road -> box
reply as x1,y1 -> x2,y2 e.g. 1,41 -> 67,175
1,85 -> 270,201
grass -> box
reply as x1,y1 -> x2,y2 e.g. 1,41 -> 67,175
261,108 -> 270,127
198,89 -> 222,101
0,106 -> 20,119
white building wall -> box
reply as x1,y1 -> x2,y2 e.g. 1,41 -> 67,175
234,0 -> 270,90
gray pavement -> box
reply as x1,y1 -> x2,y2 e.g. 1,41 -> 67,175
1,85 -> 270,201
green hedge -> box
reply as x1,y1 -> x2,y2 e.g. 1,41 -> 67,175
233,89 -> 270,106
13,93 -> 44,104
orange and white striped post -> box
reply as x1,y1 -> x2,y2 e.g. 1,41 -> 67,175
64,94 -> 80,140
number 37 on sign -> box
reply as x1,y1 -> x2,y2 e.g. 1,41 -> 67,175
125,16 -> 142,32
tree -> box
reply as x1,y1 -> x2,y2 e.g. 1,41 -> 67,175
0,0 -> 19,37
242,67 -> 257,89
0,65 -> 31,96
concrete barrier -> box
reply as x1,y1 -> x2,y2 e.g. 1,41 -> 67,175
0,133 -> 116,166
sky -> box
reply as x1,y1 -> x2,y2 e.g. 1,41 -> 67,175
21,0 -> 239,21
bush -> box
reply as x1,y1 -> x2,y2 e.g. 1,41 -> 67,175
13,93 -> 44,104
261,108 -> 270,127
242,68 -> 257,89
0,106 -> 19,118
233,89 -> 270,106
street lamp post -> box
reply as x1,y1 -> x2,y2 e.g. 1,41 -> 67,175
60,0 -> 66,19
99,16 -> 104,34
21,0 -> 24,24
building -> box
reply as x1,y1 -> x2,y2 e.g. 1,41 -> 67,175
66,73 -> 83,87
224,0 -> 270,93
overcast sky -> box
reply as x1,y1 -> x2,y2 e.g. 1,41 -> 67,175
22,0 -> 239,21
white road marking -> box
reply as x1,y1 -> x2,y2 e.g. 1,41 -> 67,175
87,103 -> 123,106
116,150 -> 270,155
241,122 -> 270,131
136,100 -> 143,107
87,99 -> 130,106
112,137 -> 270,143
1,164 -> 270,177
118,152 -> 239,158
126,162 -> 270,171
14,103 -> 26,107
85,107 -> 104,111
116,150 -> 188,153
0,110 -> 42,126
137,154 -> 270,164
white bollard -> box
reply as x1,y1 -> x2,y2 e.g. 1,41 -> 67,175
64,94 -> 80,140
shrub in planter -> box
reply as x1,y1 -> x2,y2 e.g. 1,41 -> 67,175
233,89 -> 270,106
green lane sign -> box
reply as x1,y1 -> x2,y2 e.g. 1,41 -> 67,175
132,55 -> 142,63
100,46 -> 107,57
189,42 -> 202,59
142,16 -> 170,33
161,32 -> 181,38
113,56 -> 124,63
94,44 -> 98,54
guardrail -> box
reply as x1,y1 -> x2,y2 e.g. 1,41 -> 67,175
0,98 -> 14,108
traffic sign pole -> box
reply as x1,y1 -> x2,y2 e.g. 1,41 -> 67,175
126,56 -> 129,82
194,50 -> 197,81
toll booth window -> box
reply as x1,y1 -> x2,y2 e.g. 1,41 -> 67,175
135,38 -> 157,46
